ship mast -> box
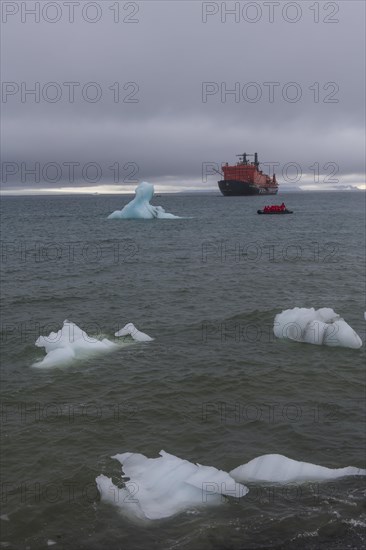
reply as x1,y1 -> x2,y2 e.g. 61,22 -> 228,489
236,152 -> 259,167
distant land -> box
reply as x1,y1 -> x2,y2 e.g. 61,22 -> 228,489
1,185 -> 364,196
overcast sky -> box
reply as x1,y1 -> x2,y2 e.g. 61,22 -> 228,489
1,0 -> 365,193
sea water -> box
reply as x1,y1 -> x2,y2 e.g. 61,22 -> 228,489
1,191 -> 365,549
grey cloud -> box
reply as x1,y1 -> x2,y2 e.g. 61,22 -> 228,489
1,0 -> 365,192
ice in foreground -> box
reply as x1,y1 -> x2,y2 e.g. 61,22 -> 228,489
33,320 -> 118,367
273,307 -> 362,349
96,450 -> 248,521
96,450 -> 365,522
230,454 -> 366,483
115,323 -> 153,342
33,320 -> 152,367
107,182 -> 180,219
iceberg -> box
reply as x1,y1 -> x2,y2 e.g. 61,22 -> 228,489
33,320 -> 118,368
115,323 -> 153,342
96,450 -> 248,522
107,182 -> 180,219
273,307 -> 362,349
230,454 -> 366,483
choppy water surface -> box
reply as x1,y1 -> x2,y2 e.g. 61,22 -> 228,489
1,192 -> 365,549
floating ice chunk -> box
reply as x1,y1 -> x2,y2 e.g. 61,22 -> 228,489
273,307 -> 362,349
323,318 -> 362,348
33,320 -> 118,368
96,450 -> 248,522
230,454 -> 366,483
115,323 -> 153,342
107,182 -> 180,219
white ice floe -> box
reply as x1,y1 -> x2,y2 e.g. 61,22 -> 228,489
230,454 -> 366,483
107,181 -> 180,219
273,307 -> 362,349
115,323 -> 153,342
96,450 -> 248,521
96,450 -> 366,522
33,320 -> 153,367
33,320 -> 118,368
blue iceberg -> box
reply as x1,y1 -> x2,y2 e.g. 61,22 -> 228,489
108,182 -> 180,219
